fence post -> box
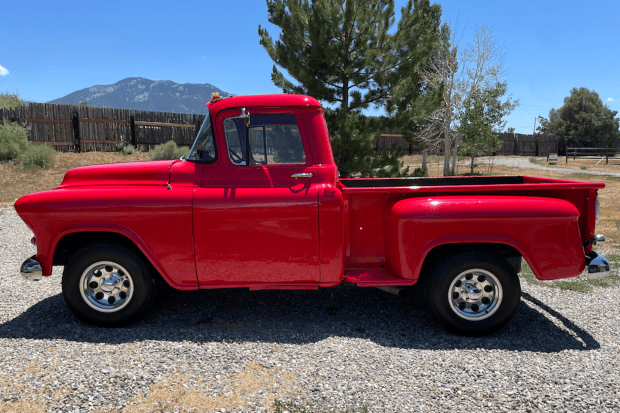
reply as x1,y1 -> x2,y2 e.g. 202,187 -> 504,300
130,115 -> 136,147
514,135 -> 518,155
72,111 -> 80,153
606,147 -> 609,164
194,119 -> 201,139
547,146 -> 550,161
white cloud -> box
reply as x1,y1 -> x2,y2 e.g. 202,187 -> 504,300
607,97 -> 615,102
0,65 -> 8,76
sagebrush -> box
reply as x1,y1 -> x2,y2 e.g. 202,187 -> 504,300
0,120 -> 29,161
0,92 -> 23,110
149,141 -> 189,160
0,119 -> 54,168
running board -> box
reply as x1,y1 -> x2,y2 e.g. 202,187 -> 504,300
344,269 -> 415,287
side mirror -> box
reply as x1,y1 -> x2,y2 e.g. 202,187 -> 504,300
240,108 -> 251,127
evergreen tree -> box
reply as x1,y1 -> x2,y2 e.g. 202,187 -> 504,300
258,0 -> 442,177
537,87 -> 620,153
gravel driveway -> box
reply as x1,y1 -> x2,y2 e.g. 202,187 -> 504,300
1,206 -> 620,412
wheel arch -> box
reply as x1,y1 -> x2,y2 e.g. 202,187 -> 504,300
52,230 -> 176,289
418,241 -> 525,287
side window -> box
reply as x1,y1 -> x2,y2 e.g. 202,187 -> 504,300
224,113 -> 306,166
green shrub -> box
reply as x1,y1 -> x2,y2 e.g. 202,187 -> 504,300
179,145 -> 190,158
17,144 -> 54,168
411,167 -> 428,177
122,145 -> 135,155
0,119 -> 30,161
149,141 -> 189,160
0,119 -> 54,168
0,93 -> 24,110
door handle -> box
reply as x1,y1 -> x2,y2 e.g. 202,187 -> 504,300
291,173 -> 313,178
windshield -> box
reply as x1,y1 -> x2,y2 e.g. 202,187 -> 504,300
186,109 -> 217,163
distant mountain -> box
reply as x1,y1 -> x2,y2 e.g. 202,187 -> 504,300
48,77 -> 231,114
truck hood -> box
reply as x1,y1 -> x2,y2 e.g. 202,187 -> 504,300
59,160 -> 177,188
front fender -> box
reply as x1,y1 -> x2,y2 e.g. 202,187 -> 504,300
15,186 -> 199,290
383,196 -> 584,281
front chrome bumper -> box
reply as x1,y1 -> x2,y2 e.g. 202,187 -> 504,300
586,252 -> 610,280
20,255 -> 43,281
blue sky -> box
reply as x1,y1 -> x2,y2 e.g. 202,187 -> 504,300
1,0 -> 618,133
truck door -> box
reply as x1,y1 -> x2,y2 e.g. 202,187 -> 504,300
193,107 -> 320,286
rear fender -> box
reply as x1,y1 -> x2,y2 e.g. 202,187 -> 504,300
383,196 -> 584,281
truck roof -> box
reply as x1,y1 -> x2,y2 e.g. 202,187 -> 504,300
206,94 -> 322,111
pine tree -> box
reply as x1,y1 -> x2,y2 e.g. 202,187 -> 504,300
258,0 -> 442,177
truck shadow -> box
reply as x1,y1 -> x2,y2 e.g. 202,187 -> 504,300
0,285 -> 600,353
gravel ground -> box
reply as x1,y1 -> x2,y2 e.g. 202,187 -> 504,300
1,205 -> 620,412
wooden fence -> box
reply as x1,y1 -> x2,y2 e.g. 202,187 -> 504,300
1,103 -> 558,157
375,134 -> 421,155
496,133 -> 557,156
566,147 -> 617,164
0,102 -> 206,152
375,132 -> 557,157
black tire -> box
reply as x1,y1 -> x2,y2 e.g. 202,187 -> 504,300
423,251 -> 521,336
62,244 -> 157,327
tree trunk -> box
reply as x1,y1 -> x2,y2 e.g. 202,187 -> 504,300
443,85 -> 453,176
451,135 -> 460,175
470,155 -> 475,174
443,130 -> 451,176
422,149 -> 427,172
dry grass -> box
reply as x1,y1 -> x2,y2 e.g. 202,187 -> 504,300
123,363 -> 296,413
0,151 -> 150,205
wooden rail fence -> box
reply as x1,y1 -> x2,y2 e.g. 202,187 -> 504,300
566,147 -> 616,164
0,102 -> 206,152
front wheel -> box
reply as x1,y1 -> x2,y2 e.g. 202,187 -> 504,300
62,244 -> 157,327
423,252 -> 521,336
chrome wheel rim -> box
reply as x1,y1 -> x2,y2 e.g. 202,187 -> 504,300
448,269 -> 502,320
80,261 -> 134,313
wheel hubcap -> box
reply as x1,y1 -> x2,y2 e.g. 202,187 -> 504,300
80,261 -> 133,313
448,269 -> 502,320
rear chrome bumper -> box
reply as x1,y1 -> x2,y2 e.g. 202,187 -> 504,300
20,255 -> 43,281
586,252 -> 610,280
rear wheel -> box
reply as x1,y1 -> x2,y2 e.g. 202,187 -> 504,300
62,244 -> 157,327
423,251 -> 521,336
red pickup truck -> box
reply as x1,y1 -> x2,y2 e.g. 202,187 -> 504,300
15,94 -> 610,335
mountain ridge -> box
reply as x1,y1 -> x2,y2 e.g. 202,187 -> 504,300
48,77 -> 231,114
